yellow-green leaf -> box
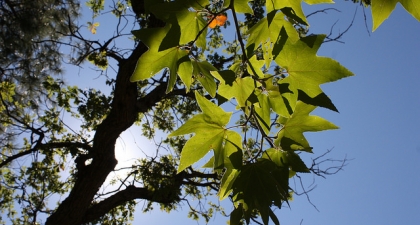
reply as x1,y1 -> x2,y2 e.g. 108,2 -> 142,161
275,35 -> 353,110
213,70 -> 256,107
275,101 -> 338,151
169,92 -> 242,173
192,61 -> 218,97
372,0 -> 420,31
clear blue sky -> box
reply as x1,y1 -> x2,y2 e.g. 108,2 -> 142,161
67,1 -> 420,225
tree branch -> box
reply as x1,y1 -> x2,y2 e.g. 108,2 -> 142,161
81,185 -> 168,223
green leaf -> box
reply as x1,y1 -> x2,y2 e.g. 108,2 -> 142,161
169,92 -> 242,173
219,168 -> 240,200
183,0 -> 209,10
131,25 -> 194,92
303,0 -> 334,4
247,55 -> 265,78
213,70 -> 256,107
230,203 -> 243,225
275,101 -> 338,151
177,12 -> 208,47
178,57 -> 194,92
130,45 -> 190,93
246,11 -> 299,59
371,0 -> 420,31
268,208 -> 280,225
263,148 -> 310,173
231,159 -> 289,225
225,0 -> 253,14
192,61 -> 218,97
254,89 -> 271,135
275,35 -> 353,110
234,0 -> 253,14
148,1 -> 208,47
132,25 -> 178,51
261,75 -> 292,117
266,0 -> 308,25
298,89 -> 338,112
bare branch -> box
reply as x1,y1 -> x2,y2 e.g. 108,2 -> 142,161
306,8 -> 341,18
309,148 -> 351,178
323,8 -> 358,43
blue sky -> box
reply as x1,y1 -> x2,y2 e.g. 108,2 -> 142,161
64,1 -> 420,225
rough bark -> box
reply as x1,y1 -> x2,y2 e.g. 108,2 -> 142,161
45,41 -> 147,225
44,2 -> 174,223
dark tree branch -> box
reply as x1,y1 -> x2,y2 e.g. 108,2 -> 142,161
309,148 -> 350,178
81,185 -> 167,223
323,8 -> 357,43
0,140 -> 92,168
45,16 -> 153,225
306,8 -> 341,18
294,174 -> 320,212
136,82 -> 168,113
80,169 -> 218,223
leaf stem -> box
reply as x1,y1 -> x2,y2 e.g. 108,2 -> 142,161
229,0 -> 259,78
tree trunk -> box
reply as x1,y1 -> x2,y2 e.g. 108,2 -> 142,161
45,43 -> 148,225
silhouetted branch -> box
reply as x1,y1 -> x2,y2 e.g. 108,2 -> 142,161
306,8 -> 341,18
324,8 -> 357,43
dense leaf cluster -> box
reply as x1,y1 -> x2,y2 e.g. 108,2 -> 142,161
0,0 -> 419,225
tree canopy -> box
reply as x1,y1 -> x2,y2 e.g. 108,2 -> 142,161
0,0 -> 419,225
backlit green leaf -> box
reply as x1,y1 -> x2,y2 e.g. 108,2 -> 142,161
266,0 -> 307,25
303,0 -> 334,4
213,70 -> 256,107
192,61 -> 218,97
261,75 -> 292,117
275,35 -> 353,110
225,0 -> 253,14
275,101 -> 338,151
246,11 -> 299,59
231,159 -> 289,224
148,1 -> 208,47
130,45 -> 190,93
371,0 -> 420,31
254,89 -> 272,135
131,25 -> 194,92
219,168 -> 240,200
169,92 -> 242,173
263,148 -> 310,173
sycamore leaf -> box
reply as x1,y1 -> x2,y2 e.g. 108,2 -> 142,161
219,168 -> 240,200
254,89 -> 271,135
261,75 -> 292,117
224,0 -> 253,14
263,148 -> 310,173
212,70 -> 256,107
230,203 -> 243,225
275,35 -> 353,111
192,61 -> 218,97
183,0 -> 209,10
148,1 -> 208,47
371,0 -> 420,31
254,76 -> 297,135
169,92 -> 242,173
130,45 -> 190,93
132,25 -> 179,51
247,55 -> 265,78
231,159 -> 289,225
266,0 -> 307,25
178,57 -> 194,92
246,11 -> 299,60
303,0 -> 334,4
131,26 -> 193,93
178,12 -> 208,48
275,101 -> 338,151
